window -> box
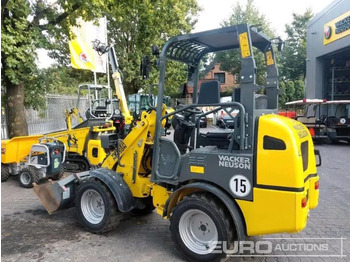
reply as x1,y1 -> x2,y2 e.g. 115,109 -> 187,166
301,141 -> 309,172
92,148 -> 98,158
214,73 -> 225,84
263,136 -> 286,150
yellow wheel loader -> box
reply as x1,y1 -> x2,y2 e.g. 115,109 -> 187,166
34,24 -> 321,261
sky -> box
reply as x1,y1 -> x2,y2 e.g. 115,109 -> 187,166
193,0 -> 333,37
38,0 -> 334,68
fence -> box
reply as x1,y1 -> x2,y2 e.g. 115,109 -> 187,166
1,94 -> 88,140
0,95 -> 195,140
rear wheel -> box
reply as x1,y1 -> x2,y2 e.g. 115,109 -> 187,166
18,166 -> 39,188
75,179 -> 122,233
170,193 -> 234,262
1,165 -> 10,182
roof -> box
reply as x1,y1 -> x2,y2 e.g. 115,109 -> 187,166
163,24 -> 272,66
323,100 -> 350,104
286,99 -> 350,106
285,99 -> 325,105
307,0 -> 343,27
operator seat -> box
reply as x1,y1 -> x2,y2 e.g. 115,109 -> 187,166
173,81 -> 222,154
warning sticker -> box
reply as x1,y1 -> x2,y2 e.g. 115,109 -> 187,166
239,32 -> 251,58
190,165 -> 204,174
266,51 -> 274,65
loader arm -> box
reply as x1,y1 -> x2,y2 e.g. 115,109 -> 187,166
108,47 -> 132,124
93,41 -> 133,125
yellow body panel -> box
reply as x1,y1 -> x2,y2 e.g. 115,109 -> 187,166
1,128 -> 91,164
152,184 -> 171,215
236,187 -> 309,235
87,140 -> 107,166
1,135 -> 43,163
309,176 -> 319,209
0,126 -> 108,167
236,114 -> 318,236
102,110 -> 157,198
256,115 -> 307,188
102,106 -> 168,199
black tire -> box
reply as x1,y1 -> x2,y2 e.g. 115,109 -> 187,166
1,165 -> 10,182
18,166 -> 39,188
170,192 -> 234,262
75,179 -> 122,233
51,166 -> 64,181
131,197 -> 155,215
323,135 -> 333,145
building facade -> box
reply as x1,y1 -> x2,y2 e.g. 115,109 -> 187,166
306,0 -> 350,100
200,63 -> 237,93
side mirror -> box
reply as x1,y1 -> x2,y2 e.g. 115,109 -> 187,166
278,41 -> 285,52
140,56 -> 150,80
152,45 -> 160,56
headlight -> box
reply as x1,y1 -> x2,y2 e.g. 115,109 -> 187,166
114,109 -> 120,115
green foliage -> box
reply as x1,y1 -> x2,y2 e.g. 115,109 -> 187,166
294,79 -> 305,100
278,10 -> 312,108
1,1 -> 38,90
1,0 -> 112,111
279,10 -> 313,81
2,0 -> 200,110
106,0 -> 200,96
215,0 -> 275,86
279,81 -> 287,108
37,66 -> 97,94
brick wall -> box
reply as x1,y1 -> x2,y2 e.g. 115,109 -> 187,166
202,63 -> 237,92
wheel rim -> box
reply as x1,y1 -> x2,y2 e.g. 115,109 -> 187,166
179,209 -> 218,255
20,172 -> 31,185
81,189 -> 105,224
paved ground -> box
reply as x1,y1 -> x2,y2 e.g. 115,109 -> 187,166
1,143 -> 350,262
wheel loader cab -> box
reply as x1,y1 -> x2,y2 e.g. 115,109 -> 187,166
150,23 -> 320,260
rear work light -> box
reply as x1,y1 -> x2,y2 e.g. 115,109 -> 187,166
301,196 -> 308,208
315,180 -> 319,190
309,127 -> 315,136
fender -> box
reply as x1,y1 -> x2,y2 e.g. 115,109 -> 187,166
89,168 -> 135,212
164,182 -> 247,240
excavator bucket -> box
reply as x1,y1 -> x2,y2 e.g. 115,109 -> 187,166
33,179 -> 75,214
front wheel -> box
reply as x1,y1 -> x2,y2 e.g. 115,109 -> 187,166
75,179 -> 122,233
170,193 -> 234,262
18,167 -> 39,188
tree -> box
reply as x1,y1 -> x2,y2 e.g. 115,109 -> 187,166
278,10 -> 313,107
1,0 -> 110,137
279,9 -> 313,81
105,0 -> 199,96
215,0 -> 275,86
1,0 -> 200,138
47,0 -> 200,96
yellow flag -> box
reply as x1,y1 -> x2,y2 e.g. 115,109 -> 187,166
68,39 -> 95,71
